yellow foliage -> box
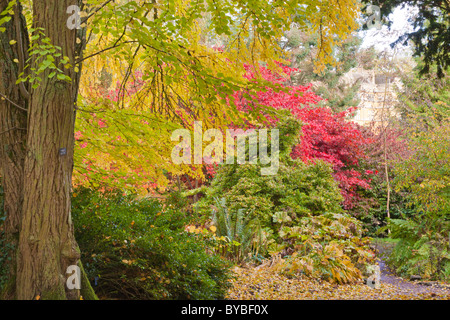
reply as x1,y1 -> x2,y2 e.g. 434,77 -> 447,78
74,0 -> 361,190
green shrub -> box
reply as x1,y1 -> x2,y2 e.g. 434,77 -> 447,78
270,212 -> 375,284
184,118 -> 375,282
72,187 -> 232,300
384,215 -> 450,281
354,176 -> 416,237
193,159 -> 344,243
190,121 -> 345,259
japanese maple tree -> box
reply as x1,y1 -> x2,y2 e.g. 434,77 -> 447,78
234,64 -> 373,208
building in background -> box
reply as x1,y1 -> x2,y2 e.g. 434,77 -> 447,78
340,67 -> 402,126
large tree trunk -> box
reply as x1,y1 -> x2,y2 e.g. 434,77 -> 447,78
0,0 -> 95,300
0,0 -> 29,299
13,0 -> 83,300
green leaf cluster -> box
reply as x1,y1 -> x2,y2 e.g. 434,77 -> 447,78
384,217 -> 450,281
17,27 -> 72,89
193,119 -> 344,238
71,187 -> 232,300
272,212 -> 374,284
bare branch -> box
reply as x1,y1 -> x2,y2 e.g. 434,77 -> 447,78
80,0 -> 115,25
0,126 -> 27,135
0,91 -> 28,112
74,40 -> 138,65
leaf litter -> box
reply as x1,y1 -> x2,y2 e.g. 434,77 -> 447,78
226,265 -> 450,300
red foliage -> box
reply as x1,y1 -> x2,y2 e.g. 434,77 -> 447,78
235,64 -> 373,208
291,107 -> 374,208
85,62 -> 374,208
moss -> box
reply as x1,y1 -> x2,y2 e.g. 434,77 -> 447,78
0,276 -> 16,300
79,261 -> 98,300
41,284 -> 67,300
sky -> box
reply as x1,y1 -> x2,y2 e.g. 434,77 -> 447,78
359,5 -> 418,55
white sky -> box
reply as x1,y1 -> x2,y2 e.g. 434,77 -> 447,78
359,5 -> 418,55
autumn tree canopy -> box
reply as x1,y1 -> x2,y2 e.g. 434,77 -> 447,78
0,0 -> 363,300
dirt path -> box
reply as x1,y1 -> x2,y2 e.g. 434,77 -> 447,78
226,241 -> 450,300
374,241 -> 450,298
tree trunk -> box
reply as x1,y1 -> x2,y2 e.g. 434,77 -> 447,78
0,0 -> 96,300
379,57 -> 392,234
13,0 -> 83,300
0,0 -> 29,299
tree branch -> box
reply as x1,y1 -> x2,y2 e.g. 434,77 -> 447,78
80,0 -> 115,25
0,126 -> 27,135
74,40 -> 138,65
0,91 -> 28,112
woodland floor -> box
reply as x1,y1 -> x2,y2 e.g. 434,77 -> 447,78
226,241 -> 450,300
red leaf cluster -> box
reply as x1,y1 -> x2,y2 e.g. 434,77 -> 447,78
235,64 -> 373,208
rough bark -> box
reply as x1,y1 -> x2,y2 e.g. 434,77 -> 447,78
14,0 -> 84,300
0,0 -> 96,300
0,0 -> 29,299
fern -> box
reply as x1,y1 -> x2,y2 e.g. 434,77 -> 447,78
211,197 -> 256,262
387,219 -> 419,240
386,217 -> 450,280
